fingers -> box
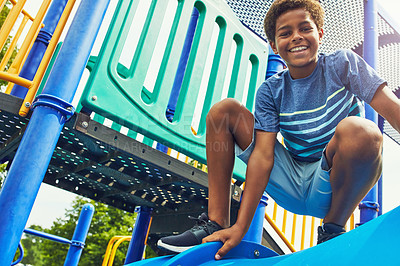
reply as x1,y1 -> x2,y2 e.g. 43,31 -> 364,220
215,241 -> 235,260
202,232 -> 223,244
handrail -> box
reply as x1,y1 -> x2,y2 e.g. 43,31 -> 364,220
19,0 -> 76,116
0,0 -> 76,115
102,236 -> 132,266
264,212 -> 296,253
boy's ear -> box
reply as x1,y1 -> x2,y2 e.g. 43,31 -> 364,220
318,28 -> 324,44
270,41 -> 279,54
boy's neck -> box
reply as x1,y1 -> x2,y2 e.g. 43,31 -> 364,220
288,58 -> 318,79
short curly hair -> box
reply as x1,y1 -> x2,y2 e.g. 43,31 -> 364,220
264,0 -> 324,43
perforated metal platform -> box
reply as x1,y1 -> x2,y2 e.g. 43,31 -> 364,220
0,93 -> 241,217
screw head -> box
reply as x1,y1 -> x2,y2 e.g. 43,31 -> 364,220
254,249 -> 260,257
24,102 -> 31,108
82,121 -> 89,128
91,96 -> 97,101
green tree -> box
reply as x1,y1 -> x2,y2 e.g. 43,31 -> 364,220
0,2 -> 19,90
0,162 -> 7,188
40,197 -> 137,265
14,225 -> 45,265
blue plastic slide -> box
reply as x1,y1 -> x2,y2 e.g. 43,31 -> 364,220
127,205 -> 400,265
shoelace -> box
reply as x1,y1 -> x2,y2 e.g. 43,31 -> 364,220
188,215 -> 215,233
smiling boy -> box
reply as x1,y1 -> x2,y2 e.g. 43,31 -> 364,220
158,0 -> 400,260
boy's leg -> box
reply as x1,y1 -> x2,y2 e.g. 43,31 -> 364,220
323,116 -> 383,226
206,98 -> 254,228
157,98 -> 254,252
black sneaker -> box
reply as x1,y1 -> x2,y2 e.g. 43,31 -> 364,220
317,223 -> 346,244
157,213 -> 223,253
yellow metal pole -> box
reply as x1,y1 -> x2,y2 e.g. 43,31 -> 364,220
0,0 -> 8,12
9,0 -> 35,21
282,209 -> 287,234
102,236 -> 121,266
291,214 -> 297,245
264,213 -> 296,253
309,217 -> 315,247
0,15 -> 29,71
0,72 -> 32,87
273,202 -> 278,221
20,0 -> 77,117
6,0 -> 51,77
0,0 -> 27,50
300,215 -> 306,250
108,237 -> 132,266
4,82 -> 13,94
350,213 -> 355,230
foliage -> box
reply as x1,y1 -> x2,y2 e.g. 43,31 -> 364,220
188,159 -> 208,172
14,225 -> 45,265
0,2 -> 19,90
0,162 -> 7,188
30,197 -> 137,266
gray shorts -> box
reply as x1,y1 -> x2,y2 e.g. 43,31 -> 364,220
235,137 -> 332,219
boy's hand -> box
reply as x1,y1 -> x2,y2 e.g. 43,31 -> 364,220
202,223 -> 245,260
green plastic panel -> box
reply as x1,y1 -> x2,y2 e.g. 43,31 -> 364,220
80,0 -> 268,182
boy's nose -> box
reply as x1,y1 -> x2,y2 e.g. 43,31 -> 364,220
291,31 -> 303,42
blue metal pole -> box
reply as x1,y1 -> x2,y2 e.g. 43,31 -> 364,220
156,7 -> 199,153
360,0 -> 380,224
10,0 -> 69,98
0,0 -> 109,264
24,228 -> 72,245
242,193 -> 268,244
266,45 -> 285,79
124,207 -> 153,264
165,7 -> 199,122
64,203 -> 95,266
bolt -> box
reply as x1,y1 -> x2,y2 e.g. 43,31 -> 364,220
82,121 -> 89,128
66,107 -> 73,111
254,249 -> 260,257
24,102 -> 31,108
234,191 -> 239,196
91,96 -> 97,101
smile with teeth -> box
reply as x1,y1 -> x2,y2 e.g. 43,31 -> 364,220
289,46 -> 308,52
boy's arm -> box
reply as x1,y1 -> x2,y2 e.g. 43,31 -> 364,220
203,130 -> 277,260
370,84 -> 400,133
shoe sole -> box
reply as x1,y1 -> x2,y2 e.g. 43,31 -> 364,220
157,239 -> 197,253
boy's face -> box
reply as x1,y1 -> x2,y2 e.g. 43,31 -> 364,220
270,8 -> 323,79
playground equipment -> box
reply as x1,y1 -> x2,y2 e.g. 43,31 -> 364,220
1,0 -> 400,265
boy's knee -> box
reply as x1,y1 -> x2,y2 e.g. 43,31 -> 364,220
207,98 -> 241,122
335,117 -> 382,158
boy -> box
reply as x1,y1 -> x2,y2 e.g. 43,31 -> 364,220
158,0 -> 400,260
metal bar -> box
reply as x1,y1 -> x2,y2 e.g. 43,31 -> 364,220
291,214 -> 297,245
108,236 -> 132,266
0,0 -> 26,50
0,71 -> 33,87
360,0 -> 380,224
20,0 -> 77,117
264,213 -> 296,253
6,0 -> 51,88
243,193 -> 268,244
0,15 -> 29,71
0,0 -> 110,263
11,0 -> 69,98
23,228 -> 72,245
124,206 -> 153,263
64,203 -> 95,265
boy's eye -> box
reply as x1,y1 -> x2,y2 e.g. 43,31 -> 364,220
301,27 -> 313,32
279,31 -> 290,37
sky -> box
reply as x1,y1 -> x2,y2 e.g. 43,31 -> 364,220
13,0 -> 400,229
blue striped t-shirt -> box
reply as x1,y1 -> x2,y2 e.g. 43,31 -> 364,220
254,49 -> 386,162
